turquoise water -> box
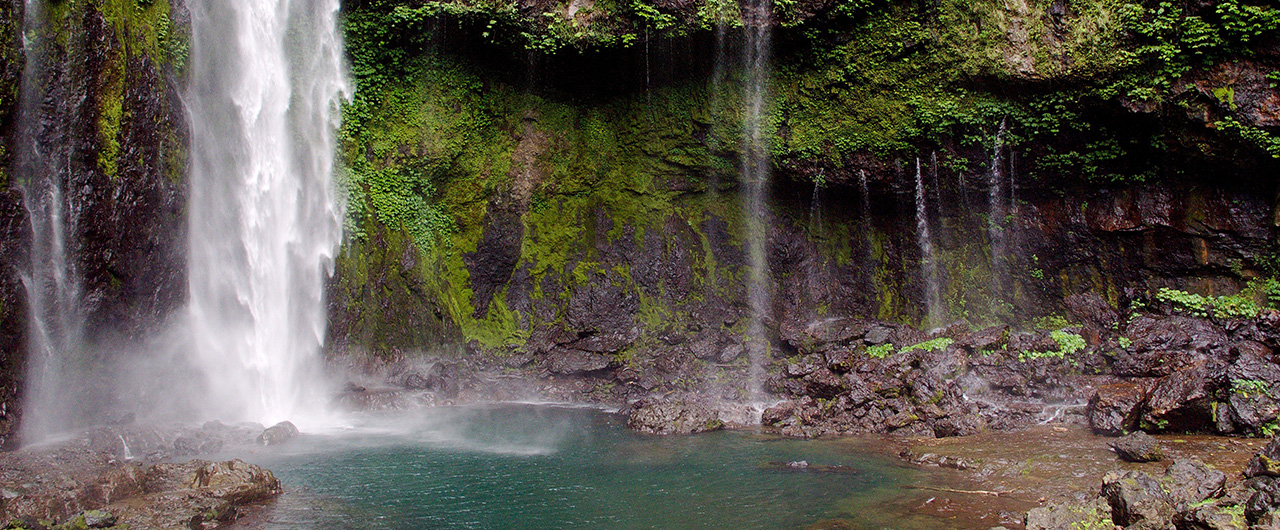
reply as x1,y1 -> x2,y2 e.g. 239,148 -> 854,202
241,405 -> 926,530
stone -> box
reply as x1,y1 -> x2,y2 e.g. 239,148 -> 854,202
625,397 -> 723,435
864,327 -> 892,345
544,349 -> 614,375
1101,470 -> 1175,527
1246,436 -> 1280,478
1174,501 -> 1248,530
1111,431 -> 1162,462
1088,382 -> 1149,436
81,509 -> 117,528
256,421 -> 299,446
1024,498 -> 1113,530
1163,459 -> 1226,508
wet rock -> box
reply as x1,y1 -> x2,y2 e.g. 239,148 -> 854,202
1024,498 -> 1113,530
955,325 -> 1009,354
864,326 -> 892,345
1164,460 -> 1227,509
545,348 -> 615,375
1101,470 -> 1176,527
403,372 -> 430,390
625,396 -> 724,435
1174,500 -> 1248,530
1142,362 -> 1221,432
1246,437 -> 1280,478
1088,381 -> 1149,436
1112,431 -> 1163,462
1117,316 -> 1226,377
256,421 -> 299,446
1245,476 -> 1280,524
80,509 -> 117,528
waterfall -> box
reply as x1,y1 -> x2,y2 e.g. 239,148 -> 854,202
16,0 -> 90,441
987,117 -> 1008,314
185,0 -> 349,428
741,0 -> 773,403
915,158 -> 944,328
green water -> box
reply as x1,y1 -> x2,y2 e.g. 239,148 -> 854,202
242,405 -> 925,530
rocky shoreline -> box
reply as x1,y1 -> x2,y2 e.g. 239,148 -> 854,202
0,422 -> 294,529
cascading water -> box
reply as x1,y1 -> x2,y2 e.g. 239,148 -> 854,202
185,0 -> 349,428
741,0 -> 773,403
914,158 -> 944,328
987,117 -> 1009,314
16,0 -> 89,441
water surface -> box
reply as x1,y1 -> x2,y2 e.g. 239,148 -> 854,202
239,405 -> 934,530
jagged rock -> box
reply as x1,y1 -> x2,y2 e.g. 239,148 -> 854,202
1142,362 -> 1221,432
1112,431 -> 1163,462
1117,316 -> 1226,377
80,509 -> 117,528
1246,477 -> 1280,524
625,396 -> 723,435
1164,460 -> 1227,509
1102,470 -> 1176,527
256,421 -> 299,446
1246,437 -> 1280,478
545,349 -> 615,374
955,325 -> 1009,354
1174,501 -> 1248,530
1088,381 -> 1149,436
1024,498 -> 1113,530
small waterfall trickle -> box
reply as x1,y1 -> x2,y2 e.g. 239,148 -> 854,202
808,174 -> 824,238
914,158 -> 944,328
741,0 -> 773,404
185,0 -> 350,428
16,0 -> 90,442
987,117 -> 1009,314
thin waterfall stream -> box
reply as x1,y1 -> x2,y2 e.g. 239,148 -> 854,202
741,0 -> 773,405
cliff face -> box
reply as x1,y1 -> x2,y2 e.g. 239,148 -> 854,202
0,0 -> 189,447
327,0 -> 1280,376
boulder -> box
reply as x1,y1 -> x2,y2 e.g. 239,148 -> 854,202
1174,501 -> 1248,530
1112,431 -> 1163,462
256,421 -> 299,446
544,349 -> 615,375
1088,381 -> 1149,436
1164,459 -> 1227,509
1246,436 -> 1280,478
1024,498 -> 1113,530
626,397 -> 724,435
1101,470 -> 1175,527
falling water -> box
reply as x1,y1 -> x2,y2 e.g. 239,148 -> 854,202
185,0 -> 349,428
16,0 -> 90,441
741,0 -> 773,403
914,159 -> 944,328
987,117 -> 1009,313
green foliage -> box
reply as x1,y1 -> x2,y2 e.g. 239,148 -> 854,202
1118,336 -> 1133,349
1155,287 -> 1261,319
866,343 -> 896,359
1019,330 -> 1086,361
899,337 -> 954,354
1232,378 -> 1272,398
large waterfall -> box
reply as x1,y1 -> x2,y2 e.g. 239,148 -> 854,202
185,0 -> 349,427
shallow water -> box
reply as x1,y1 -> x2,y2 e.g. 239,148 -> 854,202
236,404 -> 934,530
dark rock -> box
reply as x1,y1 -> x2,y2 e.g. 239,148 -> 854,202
1112,431 -> 1163,462
1245,476 -> 1280,523
1164,459 -> 1227,509
625,397 -> 723,435
1024,498 -> 1113,530
1088,381 -> 1149,436
1101,470 -> 1175,527
544,349 -> 615,375
1117,316 -> 1226,377
256,421 -> 299,446
1174,501 -> 1248,530
1247,437 -> 1280,478
1142,362 -> 1220,432
955,325 -> 1009,354
865,326 -> 892,345
80,509 -> 117,528
403,372 -> 430,390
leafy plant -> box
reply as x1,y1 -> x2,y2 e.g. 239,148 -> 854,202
899,337 -> 954,354
866,343 -> 896,359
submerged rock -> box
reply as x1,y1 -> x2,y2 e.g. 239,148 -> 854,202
1111,431 -> 1163,462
